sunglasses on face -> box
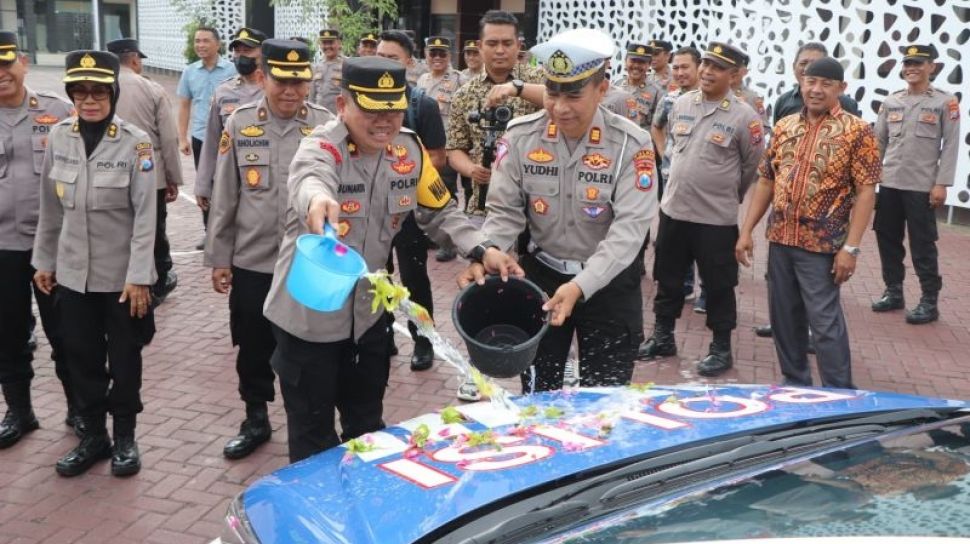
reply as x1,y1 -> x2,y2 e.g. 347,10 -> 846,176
68,86 -> 111,101
428,50 -> 448,58
902,59 -> 928,67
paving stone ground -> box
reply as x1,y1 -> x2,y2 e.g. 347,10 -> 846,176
2,66 -> 969,543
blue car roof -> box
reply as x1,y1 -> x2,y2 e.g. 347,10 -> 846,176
241,385 -> 967,544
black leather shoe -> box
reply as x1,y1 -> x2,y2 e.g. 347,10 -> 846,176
638,328 -> 677,360
56,433 -> 112,477
27,331 -> 37,352
111,435 -> 141,476
223,413 -> 272,460
872,285 -> 904,312
906,294 -> 939,325
195,237 -> 206,251
410,338 -> 434,371
0,410 -> 39,449
697,342 -> 733,377
435,248 -> 457,262
754,325 -> 773,338
64,406 -> 86,438
152,271 -> 179,306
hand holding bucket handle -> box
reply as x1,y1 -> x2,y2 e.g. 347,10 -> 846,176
307,193 -> 341,235
458,248 -> 525,287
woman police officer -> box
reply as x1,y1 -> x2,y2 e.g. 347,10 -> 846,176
32,50 -> 157,477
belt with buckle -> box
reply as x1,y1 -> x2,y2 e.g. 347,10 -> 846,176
529,242 -> 585,275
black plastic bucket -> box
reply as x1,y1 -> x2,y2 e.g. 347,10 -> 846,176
452,276 -> 550,378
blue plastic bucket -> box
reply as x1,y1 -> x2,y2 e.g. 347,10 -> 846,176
286,225 -> 368,312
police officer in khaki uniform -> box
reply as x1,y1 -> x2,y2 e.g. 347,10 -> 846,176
461,28 -> 658,393
357,32 -> 378,57
872,44 -> 959,325
461,40 -> 483,79
647,39 -> 675,92
309,28 -> 344,113
616,43 -> 663,129
640,42 -> 764,377
732,51 -> 769,128
195,27 -> 266,229
108,38 -> 184,307
206,39 -> 333,460
33,51 -> 156,477
602,84 -> 639,124
0,32 -> 75,449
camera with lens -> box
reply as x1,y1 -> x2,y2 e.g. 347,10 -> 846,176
467,105 -> 514,169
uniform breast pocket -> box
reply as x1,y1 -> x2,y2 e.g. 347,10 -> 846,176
916,113 -> 941,139
888,120 -> 903,138
382,191 -> 416,241
238,155 -> 270,191
576,186 -> 613,224
702,131 -> 734,161
92,171 -> 131,210
31,135 -> 47,174
49,165 -> 78,209
671,122 -> 694,153
337,200 -> 368,247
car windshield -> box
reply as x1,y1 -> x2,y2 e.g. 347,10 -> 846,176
538,418 -> 970,543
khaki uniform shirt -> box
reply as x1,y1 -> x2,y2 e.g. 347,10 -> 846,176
32,118 -> 157,292
647,70 -> 673,94
460,68 -> 483,80
615,76 -> 663,129
196,76 -> 264,198
115,67 -> 184,190
482,107 -> 658,298
407,58 -> 429,86
263,121 -> 487,343
735,86 -> 769,128
205,100 -> 334,274
875,86 -> 960,192
416,68 -> 467,129
308,56 -> 344,114
447,64 -> 545,215
602,85 -> 640,125
0,88 -> 73,251
663,90 -> 765,226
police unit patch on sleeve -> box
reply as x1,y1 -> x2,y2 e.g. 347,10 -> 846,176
493,138 -> 509,168
633,148 -> 655,192
218,131 -> 232,155
139,153 -> 154,172
748,120 -> 763,146
948,98 -> 960,120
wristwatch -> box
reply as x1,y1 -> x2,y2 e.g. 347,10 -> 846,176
842,244 -> 861,257
511,79 -> 525,97
469,241 -> 500,263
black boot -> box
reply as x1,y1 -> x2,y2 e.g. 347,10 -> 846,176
871,284 -> 904,312
410,337 -> 434,371
223,403 -> 272,460
754,325 -> 773,338
0,382 -> 39,449
638,323 -> 677,360
906,292 -> 940,325
111,435 -> 141,477
56,416 -> 112,477
697,340 -> 734,377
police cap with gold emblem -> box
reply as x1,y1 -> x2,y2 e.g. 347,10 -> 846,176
319,29 -> 341,40
341,56 -> 407,112
649,39 -> 673,53
262,38 -> 312,81
463,39 -> 479,52
900,44 -> 938,62
359,32 -> 379,45
531,28 -> 615,93
626,42 -> 652,61
426,36 -> 451,50
106,37 -> 147,59
0,31 -> 20,62
230,27 -> 267,50
63,50 -> 120,84
702,41 -> 747,69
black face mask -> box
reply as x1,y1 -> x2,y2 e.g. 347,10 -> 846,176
235,55 -> 258,76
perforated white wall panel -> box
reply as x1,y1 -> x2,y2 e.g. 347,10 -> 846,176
275,4 -> 327,49
139,0 -> 244,72
539,0 -> 970,207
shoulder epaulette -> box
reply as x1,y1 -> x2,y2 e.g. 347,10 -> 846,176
505,109 -> 547,132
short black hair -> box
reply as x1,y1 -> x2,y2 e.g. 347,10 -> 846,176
672,46 -> 701,66
479,10 -> 519,37
195,26 -> 220,41
380,30 -> 414,57
795,42 -> 827,61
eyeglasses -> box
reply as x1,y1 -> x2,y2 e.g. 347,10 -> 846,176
428,50 -> 448,58
902,59 -> 928,67
68,86 -> 111,101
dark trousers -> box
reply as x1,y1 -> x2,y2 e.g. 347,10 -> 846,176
58,288 -> 154,421
229,267 -> 276,404
520,254 -> 643,393
192,137 -> 208,226
460,175 -> 473,210
390,213 -> 433,339
0,250 -> 67,391
874,186 -> 942,294
767,243 -> 853,389
652,212 -> 738,331
271,316 -> 392,463
154,188 -> 173,295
